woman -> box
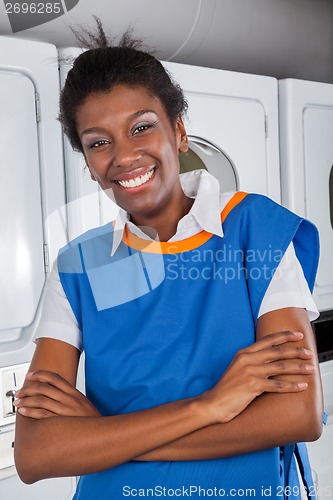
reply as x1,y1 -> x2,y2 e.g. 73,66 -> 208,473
14,21 -> 323,499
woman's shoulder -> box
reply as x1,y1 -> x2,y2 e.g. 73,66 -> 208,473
220,191 -> 302,221
219,191 -> 288,221
60,221 -> 114,252
57,221 -> 115,272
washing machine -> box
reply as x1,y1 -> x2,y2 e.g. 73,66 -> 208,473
0,36 -> 77,499
59,48 -> 281,239
279,79 -> 333,499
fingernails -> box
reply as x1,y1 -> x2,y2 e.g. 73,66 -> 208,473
293,332 -> 304,338
297,382 -> 308,389
25,372 -> 33,378
18,407 -> 26,414
305,364 -> 315,372
304,349 -> 313,356
13,399 -> 21,407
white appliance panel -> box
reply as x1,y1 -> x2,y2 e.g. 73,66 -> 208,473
0,73 -> 44,335
279,78 -> 333,499
0,36 -> 75,499
279,79 -> 333,311
181,93 -> 267,193
0,36 -> 67,363
165,61 -> 280,203
304,108 -> 333,296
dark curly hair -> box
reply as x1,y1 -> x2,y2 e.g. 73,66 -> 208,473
59,18 -> 188,153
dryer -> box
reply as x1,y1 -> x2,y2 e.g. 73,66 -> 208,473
0,36 -> 76,499
59,48 -> 281,239
279,79 -> 333,499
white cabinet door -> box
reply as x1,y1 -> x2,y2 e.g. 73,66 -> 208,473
165,61 -> 280,202
0,36 -> 76,499
279,78 -> 333,500
279,79 -> 333,312
0,36 -> 67,362
0,72 -> 44,336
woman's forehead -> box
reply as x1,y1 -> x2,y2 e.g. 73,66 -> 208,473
76,85 -> 168,132
83,84 -> 160,108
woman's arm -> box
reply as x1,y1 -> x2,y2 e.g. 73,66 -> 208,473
13,338 -> 208,483
14,327 -> 311,483
134,307 -> 323,461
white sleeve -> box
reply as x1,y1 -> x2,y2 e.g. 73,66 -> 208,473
258,242 -> 319,321
33,261 -> 83,352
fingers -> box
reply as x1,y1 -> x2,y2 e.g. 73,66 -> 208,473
16,380 -> 74,402
236,330 -> 314,367
239,359 -> 315,387
14,370 -> 101,419
14,383 -> 76,417
23,370 -> 75,394
233,332 -> 315,389
260,359 -> 315,377
250,379 -> 308,395
201,330 -> 315,424
257,378 -> 309,394
14,371 -> 77,418
236,345 -> 313,369
16,405 -> 57,419
246,331 -> 305,353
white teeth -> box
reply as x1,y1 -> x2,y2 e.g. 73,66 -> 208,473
117,168 -> 155,188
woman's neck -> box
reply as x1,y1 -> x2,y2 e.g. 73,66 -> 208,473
130,192 -> 194,242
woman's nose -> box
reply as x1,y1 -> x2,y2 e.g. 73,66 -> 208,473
112,140 -> 141,168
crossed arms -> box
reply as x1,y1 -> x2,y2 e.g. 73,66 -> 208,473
14,307 -> 323,484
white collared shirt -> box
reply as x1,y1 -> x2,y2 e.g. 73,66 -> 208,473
34,170 -> 319,352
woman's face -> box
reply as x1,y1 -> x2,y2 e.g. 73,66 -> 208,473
76,84 -> 188,222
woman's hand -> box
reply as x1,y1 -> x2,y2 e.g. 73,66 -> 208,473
199,330 -> 315,425
13,370 -> 101,419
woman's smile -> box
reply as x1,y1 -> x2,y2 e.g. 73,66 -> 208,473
114,165 -> 156,190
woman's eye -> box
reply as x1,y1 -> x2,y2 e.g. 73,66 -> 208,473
132,123 -> 153,135
89,139 -> 109,148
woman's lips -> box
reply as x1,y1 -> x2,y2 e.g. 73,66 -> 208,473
114,167 -> 156,189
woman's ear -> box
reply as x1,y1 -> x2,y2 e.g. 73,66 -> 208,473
89,170 -> 97,182
83,154 -> 96,181
176,116 -> 188,153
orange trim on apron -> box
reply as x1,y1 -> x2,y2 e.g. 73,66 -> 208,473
123,191 -> 248,254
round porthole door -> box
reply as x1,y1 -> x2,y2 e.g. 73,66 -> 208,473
179,136 -> 238,192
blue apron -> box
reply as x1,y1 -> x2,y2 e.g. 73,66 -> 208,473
58,193 -> 320,499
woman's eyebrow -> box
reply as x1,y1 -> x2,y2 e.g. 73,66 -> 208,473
129,109 -> 158,120
80,127 -> 106,138
80,110 -> 158,138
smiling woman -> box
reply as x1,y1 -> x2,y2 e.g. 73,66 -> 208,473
13,18 -> 323,500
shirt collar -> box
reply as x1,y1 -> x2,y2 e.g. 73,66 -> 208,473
111,170 -> 223,256
179,170 -> 223,239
